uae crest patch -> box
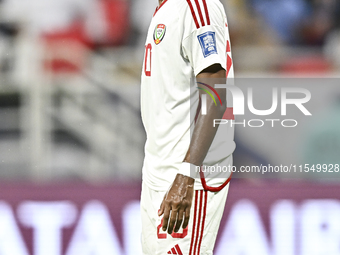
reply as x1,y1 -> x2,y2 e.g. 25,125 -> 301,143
154,24 -> 166,45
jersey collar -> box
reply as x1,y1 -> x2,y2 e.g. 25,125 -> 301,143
153,0 -> 168,16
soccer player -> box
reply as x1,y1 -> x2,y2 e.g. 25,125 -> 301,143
140,0 -> 235,254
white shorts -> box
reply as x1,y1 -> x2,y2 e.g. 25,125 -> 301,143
140,182 -> 229,255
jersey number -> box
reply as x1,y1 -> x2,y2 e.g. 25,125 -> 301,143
144,43 -> 152,77
157,218 -> 188,239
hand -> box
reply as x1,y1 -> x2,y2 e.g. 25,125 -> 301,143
158,173 -> 195,234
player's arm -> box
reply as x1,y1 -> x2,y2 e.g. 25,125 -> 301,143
159,64 -> 226,234
183,64 -> 226,165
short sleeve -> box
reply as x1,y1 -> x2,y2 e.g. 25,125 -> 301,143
181,0 -> 227,76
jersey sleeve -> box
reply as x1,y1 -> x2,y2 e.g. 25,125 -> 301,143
181,0 -> 227,76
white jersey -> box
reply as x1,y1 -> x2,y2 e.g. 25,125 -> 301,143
141,0 -> 235,191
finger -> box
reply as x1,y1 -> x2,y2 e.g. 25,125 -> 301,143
158,199 -> 165,216
167,208 -> 178,235
162,206 -> 171,231
182,207 -> 191,229
174,209 -> 184,233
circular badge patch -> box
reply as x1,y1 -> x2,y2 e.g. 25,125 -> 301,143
154,24 -> 166,45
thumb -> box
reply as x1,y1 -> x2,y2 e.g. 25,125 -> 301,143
158,200 -> 165,216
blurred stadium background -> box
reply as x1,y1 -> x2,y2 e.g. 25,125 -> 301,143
0,0 -> 340,254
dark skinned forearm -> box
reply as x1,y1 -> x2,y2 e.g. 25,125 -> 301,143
184,65 -> 226,165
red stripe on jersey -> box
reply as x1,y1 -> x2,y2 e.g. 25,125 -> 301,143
194,0 -> 205,27
197,191 -> 208,254
226,54 -> 232,77
202,0 -> 210,25
193,190 -> 203,255
171,247 -> 177,254
223,107 -> 234,120
186,0 -> 200,29
175,245 -> 183,255
226,40 -> 231,52
189,190 -> 199,255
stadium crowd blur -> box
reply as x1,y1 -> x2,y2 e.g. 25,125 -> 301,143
0,0 -> 340,73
